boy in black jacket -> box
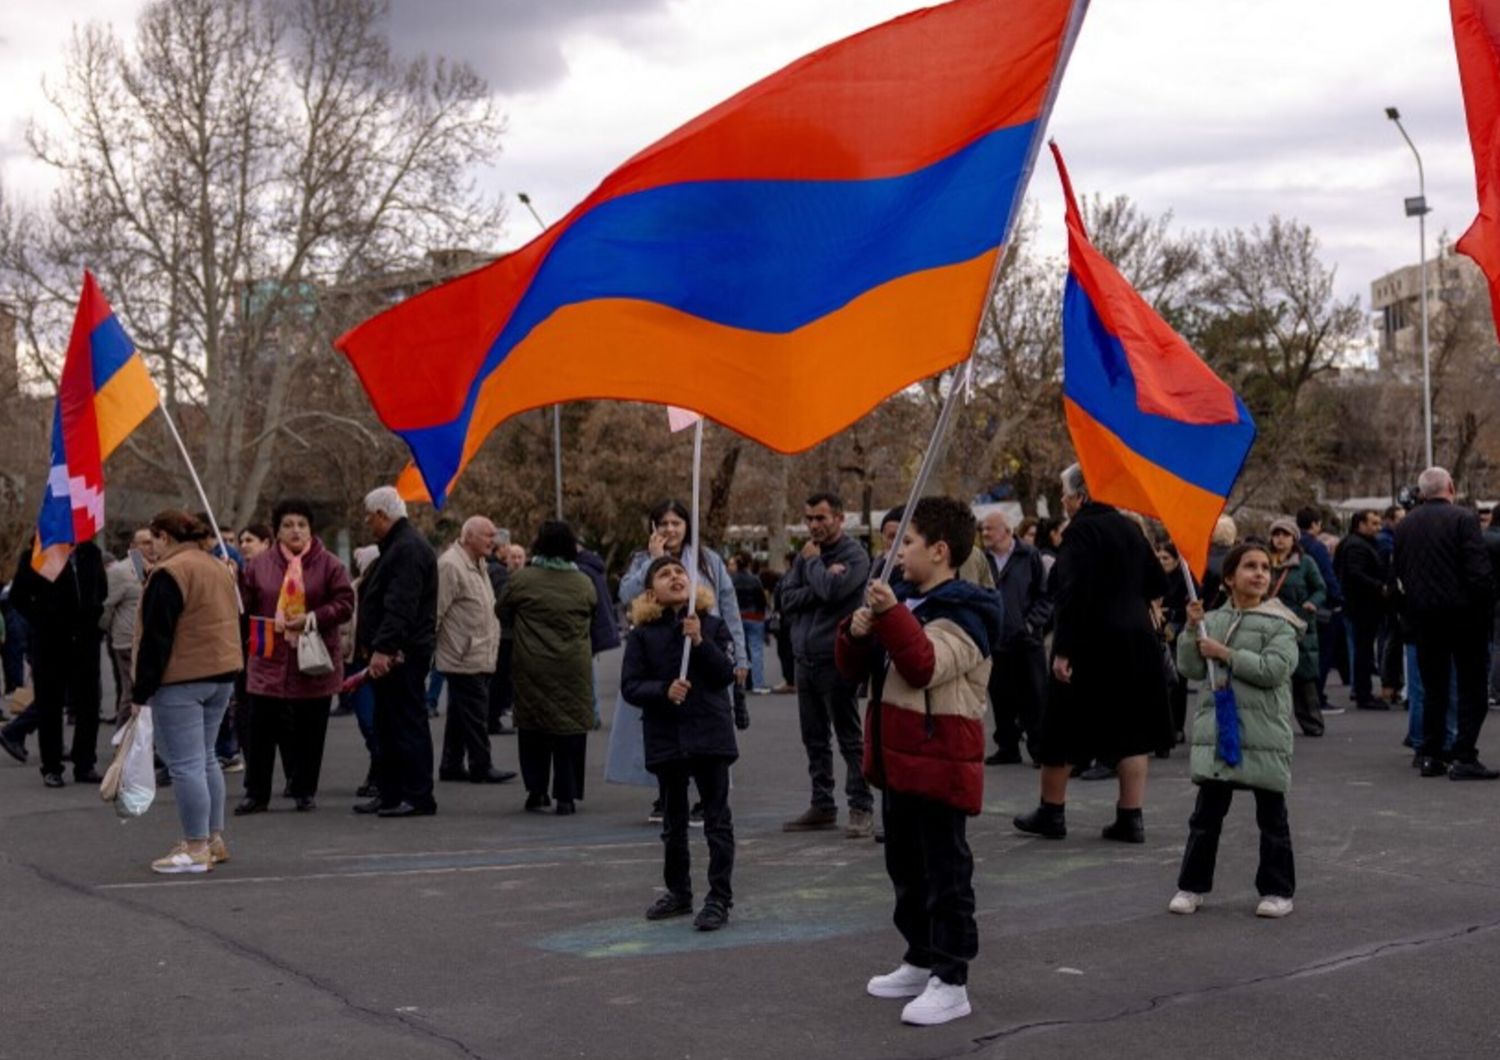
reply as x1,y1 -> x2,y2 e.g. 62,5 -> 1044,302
621,555 -> 739,930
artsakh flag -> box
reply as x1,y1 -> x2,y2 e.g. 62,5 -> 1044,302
1053,144 -> 1256,578
33,272 -> 160,578
335,0 -> 1090,506
1453,0 -> 1500,341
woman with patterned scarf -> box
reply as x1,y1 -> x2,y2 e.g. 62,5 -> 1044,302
497,520 -> 598,815
235,499 -> 355,815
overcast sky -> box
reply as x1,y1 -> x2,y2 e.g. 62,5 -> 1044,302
0,0 -> 1475,307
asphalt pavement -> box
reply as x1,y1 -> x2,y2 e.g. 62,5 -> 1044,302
2,652 -> 1499,1060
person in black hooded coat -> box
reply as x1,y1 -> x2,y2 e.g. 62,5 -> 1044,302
621,555 -> 739,931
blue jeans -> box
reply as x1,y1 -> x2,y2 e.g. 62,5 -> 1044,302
152,681 -> 233,840
743,620 -> 767,689
1405,644 -> 1457,752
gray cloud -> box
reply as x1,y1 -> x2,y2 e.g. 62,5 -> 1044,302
386,0 -> 670,92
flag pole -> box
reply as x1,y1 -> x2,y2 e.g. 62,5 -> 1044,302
157,401 -> 234,568
680,417 -> 705,679
1179,561 -> 1218,687
519,192 -> 566,519
876,0 -> 1091,584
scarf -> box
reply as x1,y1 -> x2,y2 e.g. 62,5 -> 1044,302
275,541 -> 308,639
531,556 -> 578,572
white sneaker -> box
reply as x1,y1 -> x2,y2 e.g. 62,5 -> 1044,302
867,962 -> 931,999
1256,896 -> 1294,918
901,977 -> 971,1026
1168,890 -> 1203,915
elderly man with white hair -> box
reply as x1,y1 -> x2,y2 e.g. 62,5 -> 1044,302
436,516 -> 516,786
354,486 -> 441,816
1393,466 -> 1499,780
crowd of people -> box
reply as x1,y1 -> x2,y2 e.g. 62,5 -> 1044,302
2,462 -> 1497,1027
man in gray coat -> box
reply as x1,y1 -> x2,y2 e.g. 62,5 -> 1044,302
778,492 -> 874,837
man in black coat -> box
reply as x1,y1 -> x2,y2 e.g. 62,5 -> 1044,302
354,487 -> 440,815
1394,467 -> 1498,779
1015,464 -> 1170,842
1335,509 -> 1390,711
978,511 -> 1050,765
0,539 -> 107,786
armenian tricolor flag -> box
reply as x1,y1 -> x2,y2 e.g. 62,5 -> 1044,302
336,0 -> 1090,506
1053,143 -> 1256,577
1453,0 -> 1500,341
33,272 -> 160,578
247,616 -> 277,659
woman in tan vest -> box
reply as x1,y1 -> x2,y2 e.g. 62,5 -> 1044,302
130,511 -> 243,874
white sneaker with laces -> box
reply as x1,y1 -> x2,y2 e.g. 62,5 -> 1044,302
901,977 -> 971,1026
1256,896 -> 1294,918
1168,890 -> 1203,915
866,962 -> 931,999
150,844 -> 212,875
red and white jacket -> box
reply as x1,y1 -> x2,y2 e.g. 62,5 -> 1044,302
836,602 -> 991,815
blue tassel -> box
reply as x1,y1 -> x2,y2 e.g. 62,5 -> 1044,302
1213,683 -> 1243,767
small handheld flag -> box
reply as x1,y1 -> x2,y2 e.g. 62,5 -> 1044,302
1053,143 -> 1255,577
33,273 -> 160,578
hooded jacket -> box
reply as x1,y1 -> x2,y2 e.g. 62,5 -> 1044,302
1177,599 -> 1303,793
620,587 -> 739,769
836,577 -> 1003,815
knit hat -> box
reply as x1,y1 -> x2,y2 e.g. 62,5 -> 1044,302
1269,516 -> 1299,539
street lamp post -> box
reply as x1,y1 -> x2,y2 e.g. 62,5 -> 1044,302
519,191 -> 564,520
1386,107 -> 1434,469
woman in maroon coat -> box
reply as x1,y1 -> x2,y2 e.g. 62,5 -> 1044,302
234,500 -> 354,814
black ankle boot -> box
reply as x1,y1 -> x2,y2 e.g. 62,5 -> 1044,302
1101,806 -> 1145,843
1013,800 -> 1066,838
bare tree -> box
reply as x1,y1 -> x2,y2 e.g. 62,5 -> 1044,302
2,0 -> 503,524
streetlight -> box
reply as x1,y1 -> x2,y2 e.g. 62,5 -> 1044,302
518,191 -> 564,519
1386,106 -> 1433,469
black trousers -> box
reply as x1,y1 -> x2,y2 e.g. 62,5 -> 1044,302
1292,676 -> 1323,736
1177,781 -> 1295,898
1413,611 -> 1491,763
884,790 -> 977,986
244,694 -> 331,802
1348,609 -> 1381,705
517,730 -> 587,801
440,672 -> 493,773
989,641 -> 1045,758
1380,620 -> 1405,693
488,639 -> 515,730
374,653 -> 436,811
21,638 -> 101,776
795,658 -> 872,813
657,756 -> 734,904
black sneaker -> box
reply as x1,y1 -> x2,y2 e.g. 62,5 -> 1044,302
525,791 -> 552,812
42,772 -> 65,788
646,799 -> 664,824
1078,764 -> 1116,781
645,893 -> 694,921
688,802 -> 704,828
1449,760 -> 1500,781
233,797 -> 268,816
694,900 -> 731,932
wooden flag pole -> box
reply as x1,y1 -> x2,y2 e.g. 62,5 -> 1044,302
680,417 -> 705,679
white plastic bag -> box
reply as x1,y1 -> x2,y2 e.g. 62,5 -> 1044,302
115,706 -> 157,819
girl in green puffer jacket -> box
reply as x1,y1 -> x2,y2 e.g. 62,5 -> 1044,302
1168,542 -> 1305,920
